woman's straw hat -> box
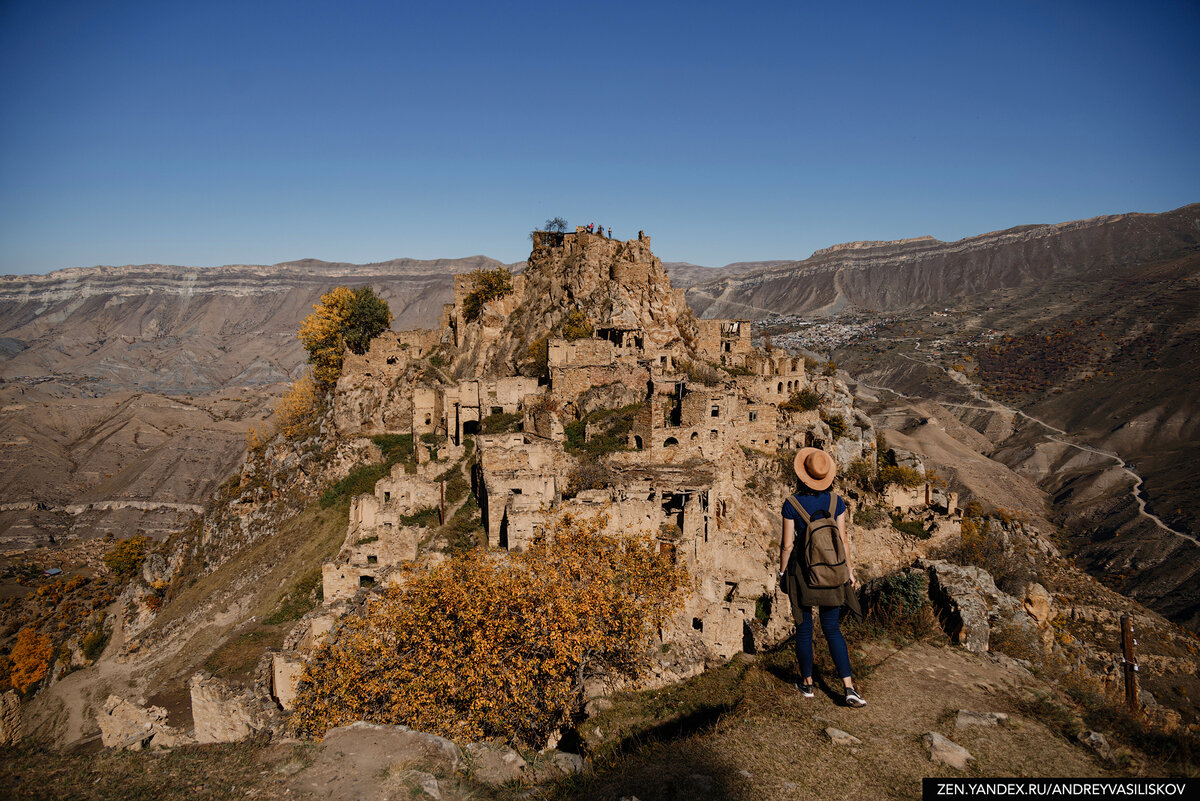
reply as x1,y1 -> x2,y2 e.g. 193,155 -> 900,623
793,447 -> 836,491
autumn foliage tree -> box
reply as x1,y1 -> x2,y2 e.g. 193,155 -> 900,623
299,286 -> 393,386
292,514 -> 687,744
8,626 -> 53,694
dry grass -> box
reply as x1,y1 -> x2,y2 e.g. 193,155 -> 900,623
0,738 -> 306,801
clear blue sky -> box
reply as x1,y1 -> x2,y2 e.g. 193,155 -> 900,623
1,0 -> 1197,274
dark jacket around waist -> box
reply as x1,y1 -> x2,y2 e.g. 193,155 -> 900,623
782,490 -> 862,616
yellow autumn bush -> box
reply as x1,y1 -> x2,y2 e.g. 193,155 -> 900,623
292,513 -> 687,744
274,373 -> 322,441
9,626 -> 53,694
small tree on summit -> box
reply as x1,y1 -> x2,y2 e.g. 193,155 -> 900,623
544,216 -> 568,233
299,286 -> 393,386
343,287 -> 394,356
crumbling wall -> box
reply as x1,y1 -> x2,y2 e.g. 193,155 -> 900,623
97,695 -> 192,750
370,469 -> 439,514
189,673 -> 275,744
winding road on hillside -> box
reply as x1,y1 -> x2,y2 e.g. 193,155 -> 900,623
856,354 -> 1198,548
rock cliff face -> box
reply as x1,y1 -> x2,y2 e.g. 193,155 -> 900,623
685,204 -> 1200,318
455,231 -> 696,379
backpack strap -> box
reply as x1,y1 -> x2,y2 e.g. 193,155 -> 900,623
784,494 -> 814,525
828,492 -> 839,518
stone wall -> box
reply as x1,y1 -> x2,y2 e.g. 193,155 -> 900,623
548,337 -> 615,368
271,653 -> 304,711
189,673 -> 274,744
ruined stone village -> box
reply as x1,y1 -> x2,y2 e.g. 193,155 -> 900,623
275,227 -> 964,722
77,227 -> 1037,753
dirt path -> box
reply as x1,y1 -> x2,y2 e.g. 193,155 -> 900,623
576,642 -> 1119,800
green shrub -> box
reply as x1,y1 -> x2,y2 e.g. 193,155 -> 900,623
822,361 -> 838,376
522,335 -> 550,378
889,512 -> 930,539
780,388 -> 821,412
399,507 -> 442,528
321,463 -> 391,508
321,435 -> 415,508
858,571 -> 936,640
441,469 -> 470,506
754,593 -> 772,623
564,404 -> 641,457
820,410 -> 848,439
443,494 -> 484,552
373,434 -> 414,461
479,411 -> 522,435
844,457 -> 873,487
80,618 -> 110,662
853,505 -> 888,528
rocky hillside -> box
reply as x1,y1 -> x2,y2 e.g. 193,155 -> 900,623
0,256 -> 498,548
684,204 -> 1200,318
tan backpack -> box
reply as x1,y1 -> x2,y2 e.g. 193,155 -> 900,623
785,493 -> 849,589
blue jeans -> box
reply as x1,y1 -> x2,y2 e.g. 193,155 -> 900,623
796,605 -> 852,681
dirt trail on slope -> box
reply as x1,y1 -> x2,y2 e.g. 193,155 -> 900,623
573,641 -> 1121,801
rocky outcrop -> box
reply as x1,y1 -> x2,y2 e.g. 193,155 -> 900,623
285,721 -> 464,801
465,741 -> 528,785
0,691 -> 23,745
456,230 -> 695,379
916,558 -> 1026,653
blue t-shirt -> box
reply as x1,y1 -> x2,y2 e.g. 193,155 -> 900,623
782,490 -> 846,533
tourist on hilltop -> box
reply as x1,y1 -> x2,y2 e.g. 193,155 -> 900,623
778,448 -> 866,707
607,227 -> 612,238
587,222 -> 594,233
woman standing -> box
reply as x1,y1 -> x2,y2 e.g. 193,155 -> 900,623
778,447 -> 866,706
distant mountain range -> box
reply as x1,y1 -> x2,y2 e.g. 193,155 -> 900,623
679,204 -> 1200,317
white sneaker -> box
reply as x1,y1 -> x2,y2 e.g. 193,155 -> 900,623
844,686 -> 867,707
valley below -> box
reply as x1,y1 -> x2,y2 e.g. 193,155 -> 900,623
775,252 -> 1200,630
